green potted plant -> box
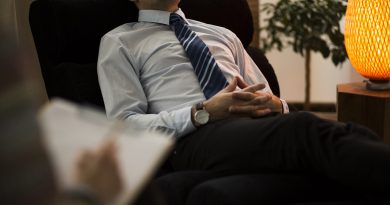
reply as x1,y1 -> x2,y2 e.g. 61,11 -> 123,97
260,0 -> 348,110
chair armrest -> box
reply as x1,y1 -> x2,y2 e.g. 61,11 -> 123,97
50,62 -> 104,108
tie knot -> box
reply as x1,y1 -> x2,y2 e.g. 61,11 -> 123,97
169,13 -> 186,26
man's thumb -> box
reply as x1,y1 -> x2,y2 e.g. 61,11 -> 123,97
223,77 -> 238,92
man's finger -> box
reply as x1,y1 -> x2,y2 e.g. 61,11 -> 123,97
229,105 -> 257,114
251,108 -> 272,118
232,92 -> 272,104
222,77 -> 238,93
236,76 -> 249,89
232,92 -> 255,101
228,104 -> 268,114
251,94 -> 272,104
241,83 -> 266,93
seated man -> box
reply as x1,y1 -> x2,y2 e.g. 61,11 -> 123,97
97,0 -> 390,196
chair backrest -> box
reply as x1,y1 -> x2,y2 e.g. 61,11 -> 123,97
181,0 -> 254,48
30,0 -> 138,107
30,0 -> 278,107
30,0 -> 138,66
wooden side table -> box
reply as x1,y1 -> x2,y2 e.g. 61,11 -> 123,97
337,82 -> 390,144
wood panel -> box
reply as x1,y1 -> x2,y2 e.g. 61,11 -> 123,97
337,82 -> 390,144
247,0 -> 259,47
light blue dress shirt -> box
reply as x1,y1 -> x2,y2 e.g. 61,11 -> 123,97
98,9 -> 285,138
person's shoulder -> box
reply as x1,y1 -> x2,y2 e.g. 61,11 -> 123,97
102,22 -> 137,40
188,19 -> 236,37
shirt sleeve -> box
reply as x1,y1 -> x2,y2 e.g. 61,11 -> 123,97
228,32 -> 290,113
97,35 -> 196,138
228,33 -> 272,93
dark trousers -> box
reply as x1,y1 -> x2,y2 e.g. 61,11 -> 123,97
170,112 -> 390,194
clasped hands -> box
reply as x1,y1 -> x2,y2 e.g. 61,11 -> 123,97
204,76 -> 282,121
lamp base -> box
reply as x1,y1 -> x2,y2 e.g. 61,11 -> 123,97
366,79 -> 390,91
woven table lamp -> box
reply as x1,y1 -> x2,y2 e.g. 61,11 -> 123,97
345,0 -> 390,90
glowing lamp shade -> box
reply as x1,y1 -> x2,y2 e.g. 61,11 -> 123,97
345,0 -> 390,90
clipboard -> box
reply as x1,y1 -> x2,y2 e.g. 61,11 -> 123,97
38,99 -> 174,204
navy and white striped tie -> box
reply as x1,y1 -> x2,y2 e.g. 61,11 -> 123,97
170,13 -> 228,99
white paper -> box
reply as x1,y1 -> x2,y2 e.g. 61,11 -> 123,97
38,99 -> 174,204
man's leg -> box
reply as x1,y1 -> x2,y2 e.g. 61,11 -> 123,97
170,112 -> 390,193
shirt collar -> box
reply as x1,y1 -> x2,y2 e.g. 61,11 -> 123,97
138,8 -> 188,25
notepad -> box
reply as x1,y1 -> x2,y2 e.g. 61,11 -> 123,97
38,99 -> 174,204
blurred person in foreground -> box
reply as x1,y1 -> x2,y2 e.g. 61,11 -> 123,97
0,27 -> 164,205
0,29 -> 123,204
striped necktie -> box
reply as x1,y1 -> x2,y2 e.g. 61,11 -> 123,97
169,13 -> 228,99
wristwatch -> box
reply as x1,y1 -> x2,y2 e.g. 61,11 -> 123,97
194,102 -> 210,125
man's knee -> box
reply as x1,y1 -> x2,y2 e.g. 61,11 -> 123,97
286,111 -> 319,127
280,112 -> 325,146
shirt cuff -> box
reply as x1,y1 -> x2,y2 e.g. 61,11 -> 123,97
174,106 -> 197,138
280,99 -> 289,114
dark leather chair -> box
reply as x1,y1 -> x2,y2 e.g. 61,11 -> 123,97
29,0 -> 279,108
29,0 -> 381,204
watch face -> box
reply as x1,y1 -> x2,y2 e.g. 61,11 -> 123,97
195,110 -> 209,125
